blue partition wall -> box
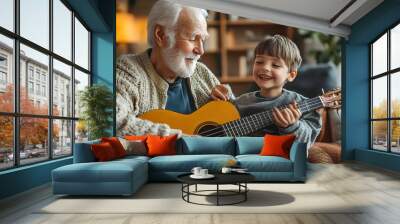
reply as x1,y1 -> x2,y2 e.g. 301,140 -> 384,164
344,0 -> 400,171
0,0 -> 115,199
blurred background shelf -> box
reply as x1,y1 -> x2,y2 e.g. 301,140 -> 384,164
116,1 -> 341,97
220,76 -> 253,83
207,21 -> 220,26
202,13 -> 295,95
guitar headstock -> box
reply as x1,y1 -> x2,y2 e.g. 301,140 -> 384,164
321,88 -> 341,109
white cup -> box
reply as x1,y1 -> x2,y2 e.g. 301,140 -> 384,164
221,167 -> 232,174
200,169 -> 208,176
191,167 -> 202,176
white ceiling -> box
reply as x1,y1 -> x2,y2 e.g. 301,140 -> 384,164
175,0 -> 384,38
226,0 -> 352,23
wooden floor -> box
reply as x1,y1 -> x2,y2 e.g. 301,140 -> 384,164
1,162 -> 400,224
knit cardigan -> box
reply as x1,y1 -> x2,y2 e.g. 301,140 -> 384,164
116,50 -> 223,136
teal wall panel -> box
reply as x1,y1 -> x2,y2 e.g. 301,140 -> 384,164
92,32 -> 115,135
0,158 -> 72,199
344,0 -> 400,171
355,149 -> 400,172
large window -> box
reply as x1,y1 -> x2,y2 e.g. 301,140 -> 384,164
0,0 -> 14,32
370,23 -> 400,154
0,0 -> 91,171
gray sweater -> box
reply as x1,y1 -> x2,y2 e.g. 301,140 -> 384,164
234,89 -> 322,144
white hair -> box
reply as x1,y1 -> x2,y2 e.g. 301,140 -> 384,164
147,0 -> 208,47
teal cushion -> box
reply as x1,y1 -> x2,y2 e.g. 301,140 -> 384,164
116,155 -> 150,163
236,155 -> 293,172
149,154 -> 235,172
52,159 -> 147,183
235,137 -> 264,155
73,139 -> 101,163
178,137 -> 236,155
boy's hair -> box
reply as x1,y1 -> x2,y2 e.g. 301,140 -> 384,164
254,35 -> 302,72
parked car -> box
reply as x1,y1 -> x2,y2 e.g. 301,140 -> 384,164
7,153 -> 13,161
8,150 -> 32,160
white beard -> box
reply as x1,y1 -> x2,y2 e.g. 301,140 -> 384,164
161,46 -> 200,78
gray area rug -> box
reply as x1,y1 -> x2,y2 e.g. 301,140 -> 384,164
38,183 -> 362,214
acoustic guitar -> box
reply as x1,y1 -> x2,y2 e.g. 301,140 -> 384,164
139,89 -> 341,137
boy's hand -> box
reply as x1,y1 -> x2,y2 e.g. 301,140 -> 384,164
210,84 -> 230,101
272,102 -> 302,129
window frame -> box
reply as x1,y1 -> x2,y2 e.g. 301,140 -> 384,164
0,0 -> 92,171
0,53 -> 7,68
0,53 -> 7,88
0,71 -> 7,85
370,20 -> 400,154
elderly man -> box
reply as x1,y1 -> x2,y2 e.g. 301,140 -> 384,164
116,0 -> 231,136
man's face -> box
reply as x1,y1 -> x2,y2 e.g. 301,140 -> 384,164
161,9 -> 209,78
252,54 -> 295,92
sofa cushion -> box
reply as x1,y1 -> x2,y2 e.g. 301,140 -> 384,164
101,137 -> 127,158
91,142 -> 118,161
177,137 -> 236,155
115,155 -> 150,163
146,135 -> 178,157
119,138 -> 147,156
236,155 -> 293,172
235,137 -> 264,155
260,134 -> 296,159
148,154 -> 235,172
73,139 -> 100,163
52,158 -> 147,183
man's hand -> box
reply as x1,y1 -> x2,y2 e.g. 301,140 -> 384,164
210,84 -> 230,101
272,101 -> 302,129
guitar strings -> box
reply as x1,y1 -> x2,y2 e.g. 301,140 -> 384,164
198,98 -> 323,137
198,97 -> 323,137
231,95 -> 340,136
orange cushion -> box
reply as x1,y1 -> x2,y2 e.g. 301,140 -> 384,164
101,137 -> 126,158
146,135 -> 178,157
259,134 -> 296,159
91,142 -> 117,161
124,135 -> 148,141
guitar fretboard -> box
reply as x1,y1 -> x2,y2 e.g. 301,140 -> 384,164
199,96 -> 324,137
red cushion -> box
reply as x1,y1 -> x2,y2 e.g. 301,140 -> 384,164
146,135 -> 177,157
101,137 -> 126,158
91,142 -> 117,161
259,134 -> 296,159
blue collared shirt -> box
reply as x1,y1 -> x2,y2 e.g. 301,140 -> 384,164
165,78 -> 195,114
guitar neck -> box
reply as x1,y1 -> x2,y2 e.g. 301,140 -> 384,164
221,96 -> 324,137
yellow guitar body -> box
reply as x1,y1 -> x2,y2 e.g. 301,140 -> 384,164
138,101 -> 240,135
138,89 -> 341,136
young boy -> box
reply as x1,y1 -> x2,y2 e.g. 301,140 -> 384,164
212,35 -> 321,144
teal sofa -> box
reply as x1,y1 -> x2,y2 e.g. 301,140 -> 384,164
52,137 -> 307,196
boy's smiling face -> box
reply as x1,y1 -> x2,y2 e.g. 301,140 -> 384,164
252,54 -> 297,98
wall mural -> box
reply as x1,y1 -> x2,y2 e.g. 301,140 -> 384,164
115,0 -> 342,163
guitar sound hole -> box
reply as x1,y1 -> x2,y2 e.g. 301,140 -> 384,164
197,124 -> 225,137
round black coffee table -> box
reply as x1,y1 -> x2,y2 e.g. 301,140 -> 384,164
177,173 -> 255,206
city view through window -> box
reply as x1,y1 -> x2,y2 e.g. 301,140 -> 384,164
371,23 -> 400,153
0,0 -> 91,170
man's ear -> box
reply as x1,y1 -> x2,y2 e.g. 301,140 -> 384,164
287,70 -> 298,82
154,24 -> 168,47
